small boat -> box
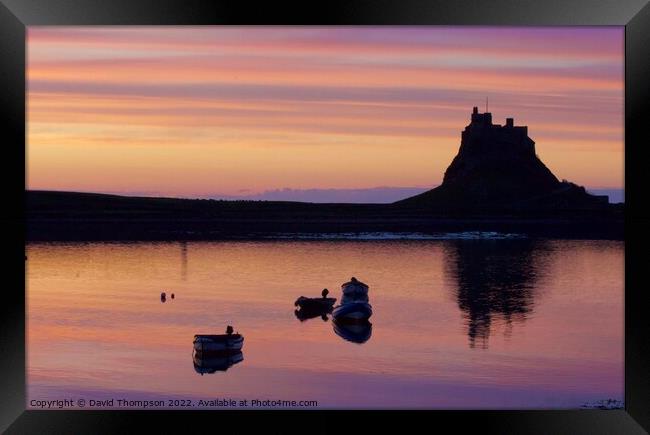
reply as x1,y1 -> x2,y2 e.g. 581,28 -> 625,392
193,351 -> 244,375
341,277 -> 369,296
193,333 -> 244,354
294,296 -> 337,310
332,302 -> 372,322
333,319 -> 372,344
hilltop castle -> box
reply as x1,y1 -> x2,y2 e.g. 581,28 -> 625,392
464,106 -> 533,156
397,106 -> 609,210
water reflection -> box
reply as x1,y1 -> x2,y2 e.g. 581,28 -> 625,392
294,306 -> 332,322
180,241 -> 188,281
26,240 -> 623,408
332,319 -> 372,344
446,240 -> 547,349
192,351 -> 244,375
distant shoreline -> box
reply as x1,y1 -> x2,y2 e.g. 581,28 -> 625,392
26,190 -> 624,241
28,187 -> 626,205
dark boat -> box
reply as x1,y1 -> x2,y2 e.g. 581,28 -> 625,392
193,351 -> 244,374
333,319 -> 372,344
294,296 -> 337,310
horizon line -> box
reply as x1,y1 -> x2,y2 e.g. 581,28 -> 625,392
25,186 -> 626,204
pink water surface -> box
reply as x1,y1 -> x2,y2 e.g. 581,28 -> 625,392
26,239 -> 623,409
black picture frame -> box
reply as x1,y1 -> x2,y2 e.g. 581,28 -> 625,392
2,0 -> 649,433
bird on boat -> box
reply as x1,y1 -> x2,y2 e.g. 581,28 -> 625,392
226,325 -> 234,335
322,288 -> 329,298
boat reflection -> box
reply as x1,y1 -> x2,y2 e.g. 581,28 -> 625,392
332,319 -> 372,344
294,305 -> 332,322
192,351 -> 244,375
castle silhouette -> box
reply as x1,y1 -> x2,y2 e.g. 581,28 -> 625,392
397,106 -> 609,210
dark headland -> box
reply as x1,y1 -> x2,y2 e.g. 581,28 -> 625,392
27,107 -> 623,241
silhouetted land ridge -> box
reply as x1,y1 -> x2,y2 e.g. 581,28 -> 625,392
26,108 -> 622,240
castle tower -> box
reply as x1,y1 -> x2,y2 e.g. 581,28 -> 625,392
470,106 -> 492,125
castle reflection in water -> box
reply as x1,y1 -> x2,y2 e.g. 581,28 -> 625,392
445,239 -> 550,348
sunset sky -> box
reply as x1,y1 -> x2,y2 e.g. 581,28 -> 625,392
27,27 -> 624,201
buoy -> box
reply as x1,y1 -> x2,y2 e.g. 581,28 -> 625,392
171,293 -> 175,299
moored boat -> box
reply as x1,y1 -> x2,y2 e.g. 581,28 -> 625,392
294,296 -> 337,310
193,332 -> 244,354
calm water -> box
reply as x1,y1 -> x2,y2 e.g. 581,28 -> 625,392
26,238 -> 624,409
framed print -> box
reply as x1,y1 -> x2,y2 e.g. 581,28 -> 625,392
2,0 -> 649,433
